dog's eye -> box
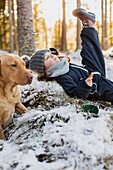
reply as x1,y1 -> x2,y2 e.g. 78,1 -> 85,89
11,64 -> 17,67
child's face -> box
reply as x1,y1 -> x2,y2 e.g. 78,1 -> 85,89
44,52 -> 60,70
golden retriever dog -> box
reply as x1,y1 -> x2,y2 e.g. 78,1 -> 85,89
0,54 -> 33,140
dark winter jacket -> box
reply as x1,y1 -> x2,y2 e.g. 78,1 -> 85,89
45,56 -> 113,103
52,62 -> 113,104
54,63 -> 100,99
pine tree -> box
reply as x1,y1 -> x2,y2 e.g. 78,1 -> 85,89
61,0 -> 67,52
76,0 -> 81,50
17,0 -> 36,56
8,0 -> 13,52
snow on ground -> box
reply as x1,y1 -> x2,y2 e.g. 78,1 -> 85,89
0,50 -> 113,170
0,50 -> 9,55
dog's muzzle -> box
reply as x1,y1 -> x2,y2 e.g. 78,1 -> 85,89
27,74 -> 34,84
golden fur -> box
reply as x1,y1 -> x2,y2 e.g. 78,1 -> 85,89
0,54 -> 33,139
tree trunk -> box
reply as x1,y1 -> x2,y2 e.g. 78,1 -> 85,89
109,0 -> 113,46
43,19 -> 48,48
58,18 -> 61,49
3,9 -> 7,48
104,0 -> 109,49
17,0 -> 36,56
101,0 -> 106,50
8,0 -> 13,53
12,0 -> 17,51
0,13 -> 2,49
61,0 -> 67,52
76,0 -> 81,50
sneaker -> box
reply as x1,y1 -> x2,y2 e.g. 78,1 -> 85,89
72,8 -> 96,24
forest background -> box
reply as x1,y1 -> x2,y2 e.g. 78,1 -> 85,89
0,0 -> 113,57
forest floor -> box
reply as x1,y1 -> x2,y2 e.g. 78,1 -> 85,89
0,49 -> 113,170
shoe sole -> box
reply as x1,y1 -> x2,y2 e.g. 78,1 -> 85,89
72,8 -> 95,23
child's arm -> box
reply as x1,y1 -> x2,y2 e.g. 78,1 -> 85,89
55,74 -> 92,99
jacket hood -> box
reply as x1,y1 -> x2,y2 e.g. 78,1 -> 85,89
46,58 -> 69,77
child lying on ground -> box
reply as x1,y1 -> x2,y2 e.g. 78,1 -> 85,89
28,8 -> 113,105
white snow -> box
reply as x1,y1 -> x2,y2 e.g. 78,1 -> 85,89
0,50 -> 113,170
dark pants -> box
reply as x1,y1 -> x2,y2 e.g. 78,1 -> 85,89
80,28 -> 106,77
80,28 -> 113,103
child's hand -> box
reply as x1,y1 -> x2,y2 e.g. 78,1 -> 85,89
85,73 -> 94,87
85,77 -> 93,87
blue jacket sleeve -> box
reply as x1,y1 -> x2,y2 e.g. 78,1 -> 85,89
55,75 -> 92,99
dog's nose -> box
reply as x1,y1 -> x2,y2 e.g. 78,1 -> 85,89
27,74 -> 34,83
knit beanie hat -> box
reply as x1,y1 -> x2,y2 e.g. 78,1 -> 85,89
29,49 -> 49,74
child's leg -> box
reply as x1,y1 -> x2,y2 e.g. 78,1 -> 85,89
80,27 -> 106,77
